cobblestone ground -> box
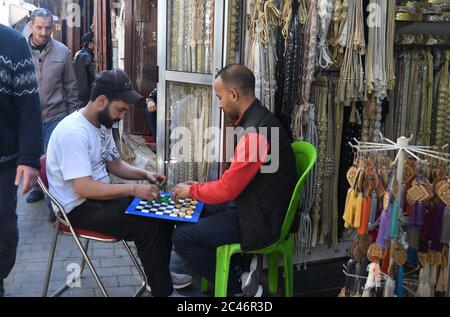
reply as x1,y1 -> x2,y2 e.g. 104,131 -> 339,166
3,189 -> 204,297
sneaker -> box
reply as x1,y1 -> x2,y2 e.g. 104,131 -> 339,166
26,188 -> 45,203
171,271 -> 193,289
146,271 -> 193,293
169,289 -> 186,297
233,284 -> 263,297
240,255 -> 262,296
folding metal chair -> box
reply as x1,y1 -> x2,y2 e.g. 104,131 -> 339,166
37,156 -> 148,297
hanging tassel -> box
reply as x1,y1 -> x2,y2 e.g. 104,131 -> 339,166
383,276 -> 396,297
407,245 -> 418,266
297,211 -> 312,270
343,188 -> 355,228
430,202 -> 445,251
407,225 -> 420,250
368,191 -> 378,230
377,205 -> 392,249
357,196 -> 371,235
441,206 -> 450,243
415,202 -> 426,227
389,200 -> 399,239
409,202 -> 418,226
349,102 -> 357,123
396,266 -> 405,297
381,247 -> 390,274
436,262 -> 448,294
354,192 -> 364,228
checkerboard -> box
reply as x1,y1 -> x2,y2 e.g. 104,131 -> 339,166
125,192 -> 204,223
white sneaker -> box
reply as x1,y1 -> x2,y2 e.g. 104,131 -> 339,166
169,289 -> 186,297
171,271 -> 193,289
145,271 -> 193,294
240,256 -> 262,296
234,284 -> 263,297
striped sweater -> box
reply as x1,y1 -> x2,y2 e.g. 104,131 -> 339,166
0,24 -> 42,170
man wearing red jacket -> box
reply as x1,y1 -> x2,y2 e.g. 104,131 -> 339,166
172,65 -> 297,296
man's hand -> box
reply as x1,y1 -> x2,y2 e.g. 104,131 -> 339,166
132,184 -> 161,201
172,183 -> 192,201
145,171 -> 167,185
147,100 -> 157,113
15,165 -> 40,195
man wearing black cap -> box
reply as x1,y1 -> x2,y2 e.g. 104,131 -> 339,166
73,31 -> 95,107
45,69 -> 177,297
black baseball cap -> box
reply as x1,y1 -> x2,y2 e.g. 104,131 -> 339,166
81,31 -> 94,45
92,69 -> 143,104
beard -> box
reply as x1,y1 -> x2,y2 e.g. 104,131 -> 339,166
98,103 -> 119,129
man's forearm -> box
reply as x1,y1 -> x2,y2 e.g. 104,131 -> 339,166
108,160 -> 147,181
75,178 -> 136,200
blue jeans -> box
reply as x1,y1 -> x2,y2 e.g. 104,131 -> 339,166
42,117 -> 64,153
173,203 -> 247,294
0,167 -> 19,295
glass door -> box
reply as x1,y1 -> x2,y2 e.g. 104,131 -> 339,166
157,0 -> 226,187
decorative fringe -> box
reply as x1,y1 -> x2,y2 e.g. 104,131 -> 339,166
354,192 -> 363,228
407,246 -> 418,266
377,205 -> 392,249
441,206 -> 450,243
430,202 -> 445,251
368,191 -> 378,230
406,225 -> 420,250
383,277 -> 396,297
396,266 -> 405,297
436,262 -> 448,294
343,188 -> 355,228
296,211 -> 312,270
389,200 -> 399,238
357,196 -> 371,235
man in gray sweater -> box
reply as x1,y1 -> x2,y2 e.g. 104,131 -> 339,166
26,8 -> 79,204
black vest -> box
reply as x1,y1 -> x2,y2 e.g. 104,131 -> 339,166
234,99 -> 297,251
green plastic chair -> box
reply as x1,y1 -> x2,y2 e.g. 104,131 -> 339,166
201,141 -> 317,297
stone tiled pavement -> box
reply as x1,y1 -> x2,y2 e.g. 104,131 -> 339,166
3,190 -> 205,297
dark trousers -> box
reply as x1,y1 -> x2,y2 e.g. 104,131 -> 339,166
0,167 -> 19,296
144,107 -> 157,142
173,203 -> 246,294
68,197 -> 174,297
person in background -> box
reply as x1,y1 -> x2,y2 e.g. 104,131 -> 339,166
25,8 -> 79,206
0,24 -> 42,297
145,88 -> 157,145
73,31 -> 96,107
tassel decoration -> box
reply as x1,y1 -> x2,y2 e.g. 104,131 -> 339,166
389,200 -> 399,238
368,191 -> 378,230
354,192 -> 364,228
440,205 -> 450,243
407,245 -> 418,266
377,205 -> 392,249
358,196 -> 371,235
430,202 -> 445,251
396,266 -> 405,297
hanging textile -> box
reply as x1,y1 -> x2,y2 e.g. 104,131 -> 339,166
167,0 -> 214,73
246,0 -> 281,113
167,83 -> 212,188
